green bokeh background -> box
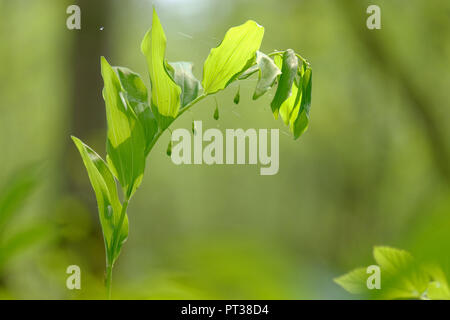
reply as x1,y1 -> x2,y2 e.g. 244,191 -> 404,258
0,0 -> 449,299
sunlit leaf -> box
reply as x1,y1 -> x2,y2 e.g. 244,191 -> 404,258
271,49 -> 298,118
115,67 -> 158,156
373,246 -> 429,299
141,9 -> 182,129
252,51 -> 281,100
292,65 -> 312,139
202,20 -> 264,94
72,136 -> 128,262
425,265 -> 450,300
167,61 -> 202,108
334,268 -> 368,295
101,57 -> 146,197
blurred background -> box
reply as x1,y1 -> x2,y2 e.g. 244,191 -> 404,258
0,0 -> 449,299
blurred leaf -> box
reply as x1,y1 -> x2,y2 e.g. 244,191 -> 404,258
0,224 -> 51,271
115,67 -> 158,156
270,49 -> 298,118
0,165 -> 39,231
101,57 -> 146,198
167,61 -> 202,108
202,20 -> 264,94
334,267 -> 368,295
252,51 -> 281,100
141,9 -> 181,130
71,137 -> 128,263
336,246 -> 431,299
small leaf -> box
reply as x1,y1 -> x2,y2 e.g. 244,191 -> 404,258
270,49 -> 298,118
214,101 -> 219,120
115,67 -> 158,156
334,268 -> 369,295
202,20 -> 264,94
141,9 -> 182,130
166,140 -> 172,156
101,57 -> 146,198
233,85 -> 240,104
192,121 -> 196,135
252,51 -> 281,100
167,61 -> 202,108
72,137 -> 129,264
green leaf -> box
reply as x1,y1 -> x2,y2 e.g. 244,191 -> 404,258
233,85 -> 240,104
202,20 -> 264,94
252,51 -> 281,100
115,67 -> 158,156
72,136 -> 128,263
292,65 -> 312,139
167,61 -> 202,108
279,76 -> 300,126
373,246 -> 429,299
334,267 -> 369,295
141,9 -> 182,130
270,49 -> 298,118
101,57 -> 146,198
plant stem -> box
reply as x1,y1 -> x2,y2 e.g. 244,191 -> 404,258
105,197 -> 129,299
105,262 -> 113,299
